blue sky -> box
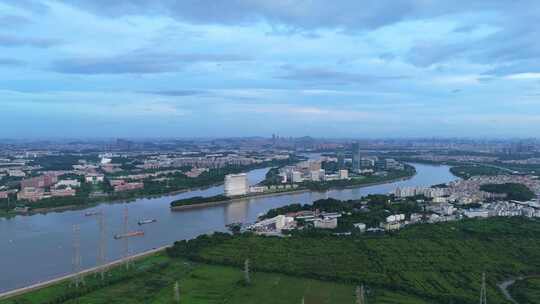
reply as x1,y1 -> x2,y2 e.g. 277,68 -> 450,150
1,0 -> 540,138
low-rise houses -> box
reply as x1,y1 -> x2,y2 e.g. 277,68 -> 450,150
314,217 -> 338,229
8,170 -> 26,177
112,181 -> 144,192
55,179 -> 81,188
50,187 -> 76,197
353,223 -> 366,232
85,173 -> 104,184
17,187 -> 45,202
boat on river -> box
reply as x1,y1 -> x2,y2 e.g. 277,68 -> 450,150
138,219 -> 157,225
114,231 -> 144,239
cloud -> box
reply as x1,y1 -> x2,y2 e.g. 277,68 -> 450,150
406,42 -> 469,67
0,14 -> 31,27
453,25 -> 476,33
52,51 -> 251,74
0,58 -> 26,66
0,0 -> 49,13
141,89 -> 207,96
277,66 -> 408,85
59,0 -> 489,30
0,34 -> 61,48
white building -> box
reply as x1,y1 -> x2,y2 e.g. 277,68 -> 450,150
353,223 -> 366,232
224,173 -> 249,197
314,217 -> 338,229
289,171 -> 303,183
85,174 -> 104,184
463,209 -> 490,218
250,215 -> 296,233
55,179 -> 81,188
339,169 -> 349,180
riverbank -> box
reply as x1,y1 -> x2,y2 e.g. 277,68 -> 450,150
0,245 -> 171,300
171,173 -> 416,211
6,217 -> 539,303
0,181 -> 226,219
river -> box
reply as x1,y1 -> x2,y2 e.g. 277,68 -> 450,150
0,162 -> 457,293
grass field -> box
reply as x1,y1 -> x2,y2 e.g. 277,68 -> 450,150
509,277 -> 540,304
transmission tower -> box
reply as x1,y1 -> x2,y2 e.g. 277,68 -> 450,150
72,224 -> 84,288
244,258 -> 251,285
123,206 -> 131,270
480,273 -> 487,304
97,211 -> 107,281
356,284 -> 366,304
174,281 -> 180,303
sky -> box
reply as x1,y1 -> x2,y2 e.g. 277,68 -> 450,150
1,0 -> 540,139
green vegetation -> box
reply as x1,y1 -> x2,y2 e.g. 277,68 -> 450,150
509,277 -> 540,304
30,155 -> 100,171
260,167 -> 282,185
301,165 -> 414,191
170,195 -> 229,208
167,217 -> 540,304
261,196 -> 421,229
480,183 -> 536,201
449,165 -> 508,179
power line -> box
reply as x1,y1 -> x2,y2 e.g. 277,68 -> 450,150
97,211 -> 107,281
123,206 -> 130,270
72,224 -> 84,288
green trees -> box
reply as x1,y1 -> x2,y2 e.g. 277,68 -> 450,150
167,217 -> 540,303
480,183 -> 535,201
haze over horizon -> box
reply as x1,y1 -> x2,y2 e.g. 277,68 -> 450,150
2,1 -> 540,138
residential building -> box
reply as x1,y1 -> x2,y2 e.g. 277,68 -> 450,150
314,217 -> 338,229
55,179 -> 81,188
21,174 -> 58,189
85,174 -> 104,184
17,187 -> 45,202
114,182 -> 144,192
51,187 -> 76,197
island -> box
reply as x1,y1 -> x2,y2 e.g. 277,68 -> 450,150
169,160 -> 416,209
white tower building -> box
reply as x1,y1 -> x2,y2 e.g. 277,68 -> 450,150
224,173 -> 249,197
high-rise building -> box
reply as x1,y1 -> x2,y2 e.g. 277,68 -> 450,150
224,173 -> 249,197
337,151 -> 345,169
352,142 -> 361,172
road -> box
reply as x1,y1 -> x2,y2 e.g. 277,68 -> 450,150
498,275 -> 539,304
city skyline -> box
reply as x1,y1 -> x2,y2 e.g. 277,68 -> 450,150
2,1 -> 540,138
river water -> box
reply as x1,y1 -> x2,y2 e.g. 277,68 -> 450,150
0,163 -> 457,293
